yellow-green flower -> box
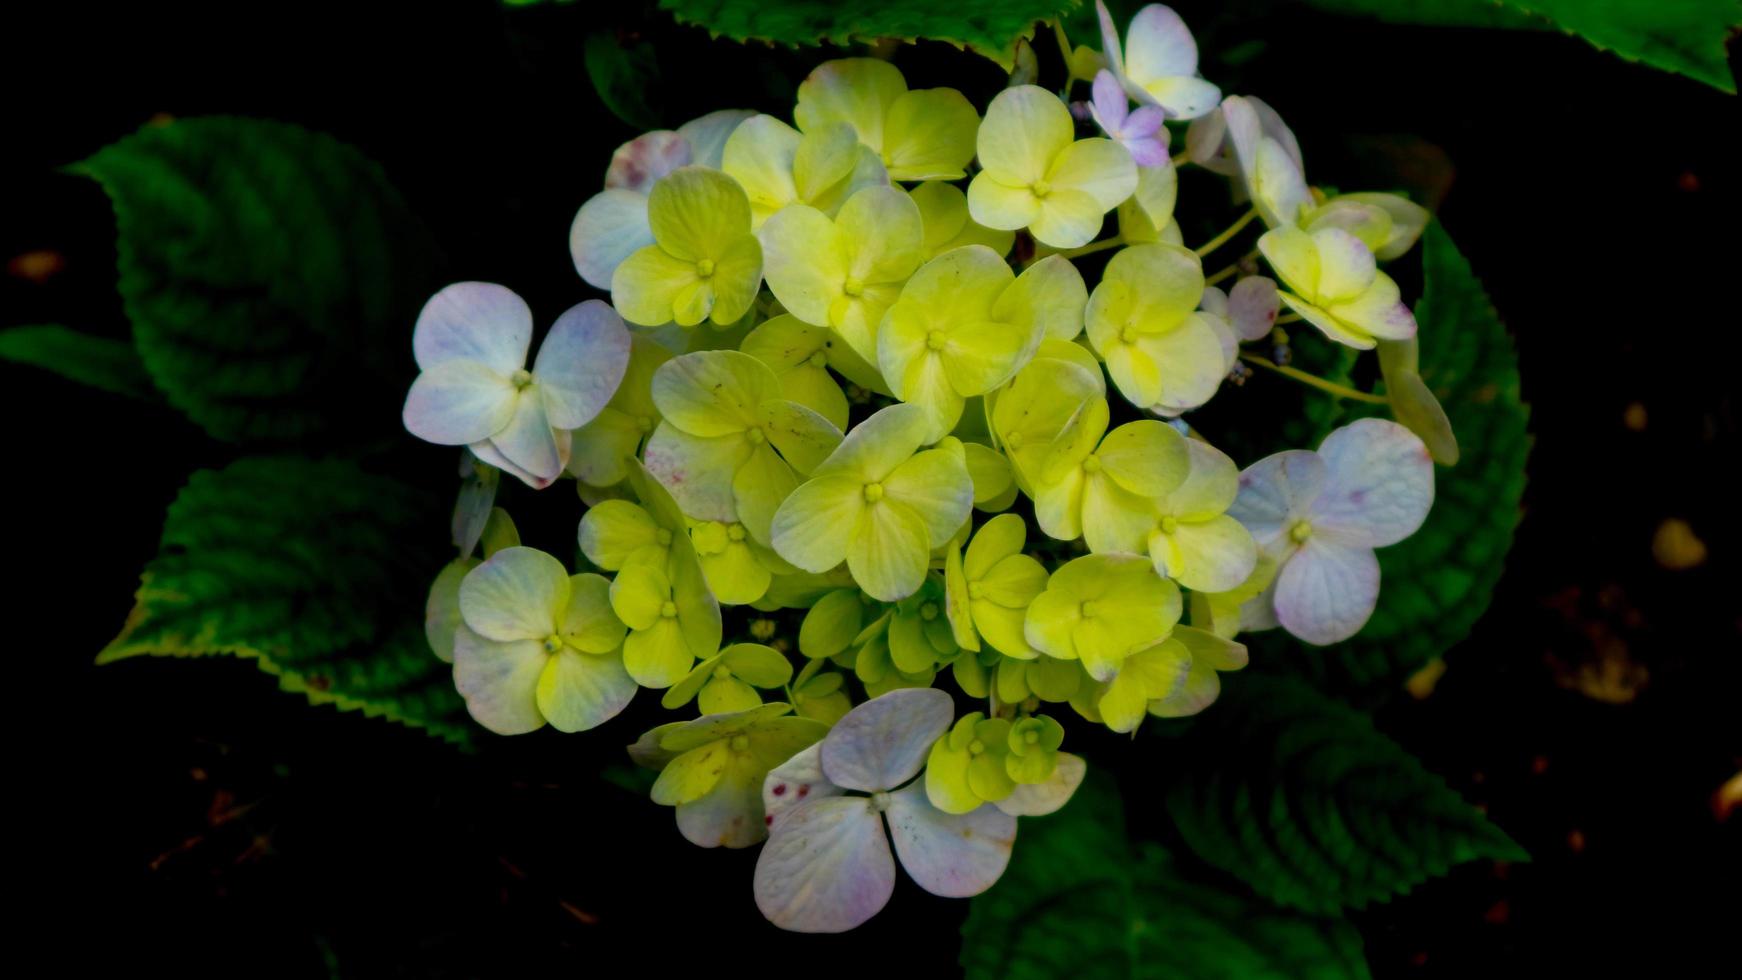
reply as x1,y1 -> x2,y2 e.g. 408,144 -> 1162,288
644,350 -> 843,545
451,546 -> 635,734
794,58 -> 979,181
909,181 -> 1015,260
609,556 -> 722,689
988,343 -> 1105,494
612,166 -> 763,328
661,642 -> 794,714
635,703 -> 827,848
1258,224 -> 1418,349
943,513 -> 1048,659
925,712 -> 1016,813
1147,437 -> 1259,593
722,114 -> 888,228
1147,625 -> 1249,719
879,246 -> 1086,442
689,519 -> 793,605
1005,715 -> 1066,784
739,314 -> 872,431
770,404 -> 974,601
1304,191 -> 1430,261
1024,553 -> 1181,682
1085,243 -> 1227,413
1093,634 -> 1191,733
760,185 -> 924,369
968,85 -> 1137,249
1031,403 -> 1184,553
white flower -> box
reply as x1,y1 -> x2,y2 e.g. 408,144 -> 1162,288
402,284 -> 630,488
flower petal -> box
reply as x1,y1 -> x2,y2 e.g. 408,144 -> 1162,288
883,87 -> 979,181
722,114 -> 801,221
561,572 -> 627,653
1227,449 -> 1326,553
1029,188 -> 1110,250
1048,137 -> 1138,212
771,474 -> 863,573
763,742 -> 845,829
1124,3 -> 1200,83
1274,537 -> 1380,645
570,189 -> 654,290
676,747 -> 769,847
887,784 -> 1015,897
966,176 -> 1042,233
1094,419 -> 1190,496
652,349 -> 776,436
795,58 -> 907,153
760,399 -> 844,475
849,499 -> 932,601
458,546 -> 569,642
977,85 -> 1073,187
412,281 -> 532,374
533,300 -> 632,429
820,687 -> 954,791
642,423 -> 748,522
753,796 -> 896,933
453,629 -> 547,734
647,165 -> 754,261
760,204 -> 849,327
995,751 -> 1086,815
733,440 -> 800,545
1152,513 -> 1258,593
812,402 -> 931,483
537,646 -> 636,732
1312,417 -> 1434,547
612,245 -> 700,328
403,360 -> 516,446
996,254 -> 1088,343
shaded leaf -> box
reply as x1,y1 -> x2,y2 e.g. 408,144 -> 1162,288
98,456 -> 471,745
72,116 -> 439,443
0,324 -> 157,400
657,0 -> 1078,69
1166,674 -> 1527,914
585,32 -> 665,130
963,770 -> 1371,979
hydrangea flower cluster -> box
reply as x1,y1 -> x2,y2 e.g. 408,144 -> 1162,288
408,2 -> 1441,933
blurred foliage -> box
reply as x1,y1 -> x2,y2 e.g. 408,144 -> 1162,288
962,771 -> 1372,979
585,32 -> 665,129
1164,673 -> 1528,914
71,117 -> 439,445
97,457 -> 472,745
0,323 -> 156,400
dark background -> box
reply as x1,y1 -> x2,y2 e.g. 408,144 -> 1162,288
6,1 -> 1738,975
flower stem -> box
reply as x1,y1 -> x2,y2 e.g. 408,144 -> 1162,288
1239,351 -> 1388,404
1275,312 -> 1302,325
1205,247 -> 1260,287
1193,208 -> 1259,259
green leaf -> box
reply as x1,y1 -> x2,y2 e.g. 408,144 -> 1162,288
0,324 -> 157,400
1166,674 -> 1527,915
98,456 -> 472,745
963,770 -> 1372,980
585,32 -> 665,130
1258,221 -> 1530,697
1300,0 -> 1737,93
71,117 -> 439,444
656,0 -> 1080,69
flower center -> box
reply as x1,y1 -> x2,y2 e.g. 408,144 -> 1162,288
1004,431 -> 1025,449
863,482 -> 885,503
1290,520 -> 1313,543
926,329 -> 947,351
728,735 -> 750,752
968,738 -> 986,755
510,368 -> 533,389
920,603 -> 939,621
1031,179 -> 1051,198
1160,515 -> 1179,534
1080,600 -> 1102,618
727,523 -> 747,542
713,665 -> 733,681
747,427 -> 765,445
1081,454 -> 1102,474
636,414 -> 655,433
968,581 -> 987,600
660,600 -> 679,618
1120,325 -> 1141,344
807,350 -> 829,369
870,790 -> 892,812
1024,730 -> 1040,745
696,259 -> 715,278
542,634 -> 562,654
843,276 -> 864,297
655,528 -> 673,546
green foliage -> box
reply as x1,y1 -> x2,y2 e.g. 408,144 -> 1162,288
98,456 -> 472,745
963,771 -> 1371,979
1300,0 -> 1738,93
1166,673 -> 1527,914
71,117 -> 439,444
1258,221 -> 1529,697
656,0 -> 1081,68
0,324 -> 157,400
586,32 -> 665,130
